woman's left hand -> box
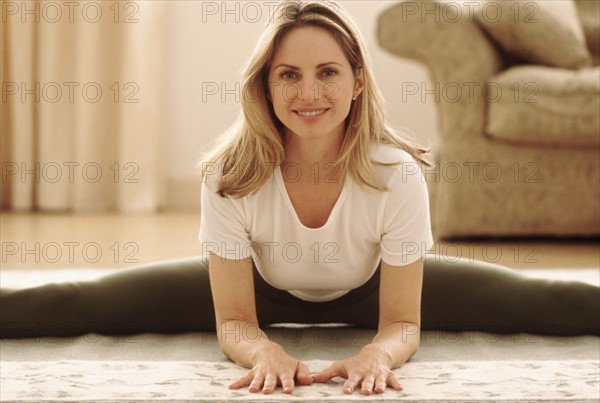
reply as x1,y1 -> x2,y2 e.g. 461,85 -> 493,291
311,344 -> 404,395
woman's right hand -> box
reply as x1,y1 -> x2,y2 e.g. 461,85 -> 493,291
228,342 -> 313,394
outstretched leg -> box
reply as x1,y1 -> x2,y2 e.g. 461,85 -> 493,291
1,255 -> 380,338
3,255 -> 598,338
420,255 -> 600,336
1,257 -> 216,338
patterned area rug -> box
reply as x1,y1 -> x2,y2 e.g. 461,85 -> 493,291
1,359 -> 598,402
2,269 -> 599,402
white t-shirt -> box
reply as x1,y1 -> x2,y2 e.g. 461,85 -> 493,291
199,142 -> 434,302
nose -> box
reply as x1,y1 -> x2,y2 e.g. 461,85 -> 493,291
298,78 -> 320,103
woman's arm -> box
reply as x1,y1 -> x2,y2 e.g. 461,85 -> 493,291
208,253 -> 312,394
369,258 -> 423,368
312,258 -> 423,394
208,253 -> 267,367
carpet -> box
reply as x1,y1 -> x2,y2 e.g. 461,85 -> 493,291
1,268 -> 599,402
2,359 -> 598,402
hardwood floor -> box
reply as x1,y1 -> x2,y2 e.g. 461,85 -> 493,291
0,212 -> 598,270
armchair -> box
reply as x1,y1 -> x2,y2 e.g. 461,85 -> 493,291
377,0 -> 599,239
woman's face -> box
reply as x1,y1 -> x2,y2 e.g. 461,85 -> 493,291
267,26 -> 363,142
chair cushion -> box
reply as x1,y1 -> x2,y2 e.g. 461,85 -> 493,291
474,0 -> 592,69
485,65 -> 600,147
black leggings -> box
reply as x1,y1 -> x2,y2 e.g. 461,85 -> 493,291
1,255 -> 598,338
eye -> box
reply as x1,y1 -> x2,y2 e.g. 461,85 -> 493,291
322,68 -> 338,77
280,71 -> 297,80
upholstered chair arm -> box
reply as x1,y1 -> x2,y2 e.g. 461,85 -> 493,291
377,0 -> 504,143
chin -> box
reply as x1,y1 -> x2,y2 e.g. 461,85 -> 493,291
289,126 -> 336,139
284,119 -> 345,140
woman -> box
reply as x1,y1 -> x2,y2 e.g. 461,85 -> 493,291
1,0 -> 598,396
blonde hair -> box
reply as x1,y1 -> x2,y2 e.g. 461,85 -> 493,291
200,0 -> 432,198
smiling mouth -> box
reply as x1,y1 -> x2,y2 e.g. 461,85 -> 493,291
294,109 -> 329,117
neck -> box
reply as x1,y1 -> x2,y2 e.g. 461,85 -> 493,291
282,128 -> 344,166
281,127 -> 345,184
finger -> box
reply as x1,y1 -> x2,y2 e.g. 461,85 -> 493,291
374,375 -> 387,394
279,373 -> 295,394
387,373 -> 404,391
361,376 -> 376,395
261,374 -> 277,394
228,371 -> 253,390
312,363 -> 343,383
343,376 -> 361,395
296,362 -> 314,385
248,373 -> 265,393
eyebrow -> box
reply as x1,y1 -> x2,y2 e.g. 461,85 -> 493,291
273,62 -> 343,70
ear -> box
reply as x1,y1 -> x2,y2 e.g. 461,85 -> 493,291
353,68 -> 364,99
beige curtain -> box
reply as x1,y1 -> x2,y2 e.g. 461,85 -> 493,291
1,1 -> 166,212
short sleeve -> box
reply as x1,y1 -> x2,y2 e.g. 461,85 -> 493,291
380,159 -> 434,266
199,172 -> 252,261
